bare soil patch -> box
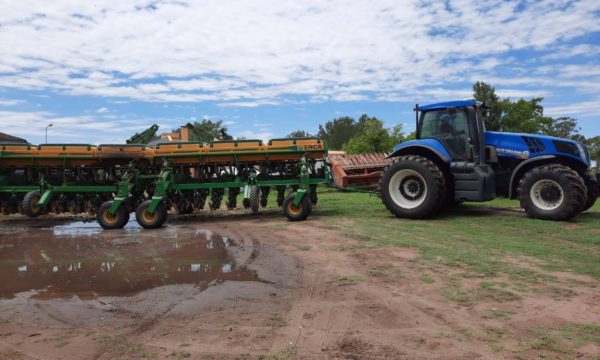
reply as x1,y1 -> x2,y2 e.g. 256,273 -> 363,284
0,212 -> 598,359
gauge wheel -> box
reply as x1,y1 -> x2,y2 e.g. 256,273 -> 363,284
283,192 -> 312,221
97,201 -> 128,229
135,200 -> 168,229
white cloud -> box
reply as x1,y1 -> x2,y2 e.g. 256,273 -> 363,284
0,110 -> 168,144
96,107 -> 109,113
0,0 -> 598,105
545,99 -> 600,117
235,129 -> 274,142
0,98 -> 24,106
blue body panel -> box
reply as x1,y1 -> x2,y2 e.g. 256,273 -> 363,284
390,139 -> 452,162
485,131 -> 590,167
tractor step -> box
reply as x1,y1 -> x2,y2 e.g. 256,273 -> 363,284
451,162 -> 496,202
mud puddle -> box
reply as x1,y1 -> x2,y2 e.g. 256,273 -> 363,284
0,220 -> 259,300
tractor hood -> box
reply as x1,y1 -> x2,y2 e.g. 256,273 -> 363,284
485,131 -> 590,167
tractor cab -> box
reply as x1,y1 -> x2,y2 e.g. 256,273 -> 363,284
410,100 -> 496,203
415,100 -> 487,164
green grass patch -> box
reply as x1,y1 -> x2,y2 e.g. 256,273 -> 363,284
419,274 -> 435,283
267,316 -> 287,328
258,347 -> 296,360
328,275 -> 363,286
556,323 -> 600,346
484,326 -> 507,337
293,244 -> 311,251
443,279 -> 521,307
310,190 -> 600,280
513,324 -> 600,357
481,308 -> 515,320
368,269 -> 386,277
516,326 -> 572,356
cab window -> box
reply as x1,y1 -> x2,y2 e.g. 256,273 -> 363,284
420,109 -> 471,159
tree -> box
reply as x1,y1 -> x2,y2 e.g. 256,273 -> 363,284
317,116 -> 361,150
539,116 -> 580,139
389,124 -> 406,145
584,136 -> 600,160
473,82 -> 581,139
286,130 -> 313,138
473,81 -> 502,131
499,97 -> 548,134
183,120 -> 232,142
342,118 -> 402,154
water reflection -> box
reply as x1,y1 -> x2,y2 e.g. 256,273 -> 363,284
0,222 -> 258,300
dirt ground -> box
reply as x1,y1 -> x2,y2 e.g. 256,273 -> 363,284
0,210 -> 599,360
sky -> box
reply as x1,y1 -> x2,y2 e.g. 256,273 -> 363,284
0,0 -> 599,144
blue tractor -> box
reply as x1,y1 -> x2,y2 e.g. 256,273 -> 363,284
380,100 -> 598,221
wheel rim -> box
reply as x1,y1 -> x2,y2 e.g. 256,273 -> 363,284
287,201 -> 302,216
388,169 -> 427,209
102,209 -> 119,225
30,195 -> 41,214
141,207 -> 158,223
530,179 -> 564,210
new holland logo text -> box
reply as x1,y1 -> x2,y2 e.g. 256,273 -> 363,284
496,148 -> 529,159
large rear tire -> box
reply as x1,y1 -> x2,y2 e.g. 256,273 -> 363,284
135,200 -> 168,229
581,172 -> 598,212
97,201 -> 128,230
22,191 -> 43,218
518,164 -> 586,221
380,155 -> 446,219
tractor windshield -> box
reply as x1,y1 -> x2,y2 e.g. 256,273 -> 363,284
420,109 -> 471,160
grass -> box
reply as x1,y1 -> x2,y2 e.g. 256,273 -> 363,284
556,323 -> 600,346
328,275 -> 363,286
258,347 -> 296,360
309,190 -> 600,280
441,277 -> 521,306
481,308 -> 515,320
419,274 -> 435,283
511,323 -> 600,358
267,316 -> 287,328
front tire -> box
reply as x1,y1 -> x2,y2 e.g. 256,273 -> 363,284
135,200 -> 168,229
581,172 -> 598,212
97,201 -> 128,229
380,155 -> 446,219
518,164 -> 586,221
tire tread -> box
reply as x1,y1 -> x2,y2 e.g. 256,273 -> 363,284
517,164 -> 586,221
380,155 -> 446,219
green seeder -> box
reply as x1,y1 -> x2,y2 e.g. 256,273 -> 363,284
0,138 -> 329,229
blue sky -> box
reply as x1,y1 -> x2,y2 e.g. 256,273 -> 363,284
1,0 -> 599,144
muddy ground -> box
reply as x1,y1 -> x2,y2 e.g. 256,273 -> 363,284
0,210 -> 598,360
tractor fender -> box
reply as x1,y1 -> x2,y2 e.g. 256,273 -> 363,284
386,139 -> 451,164
508,155 -> 557,199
